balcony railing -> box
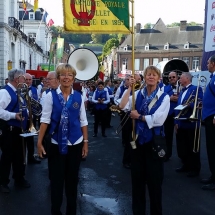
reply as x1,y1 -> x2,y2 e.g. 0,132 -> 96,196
8,17 -> 21,31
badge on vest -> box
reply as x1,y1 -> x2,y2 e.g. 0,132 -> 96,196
73,102 -> 79,109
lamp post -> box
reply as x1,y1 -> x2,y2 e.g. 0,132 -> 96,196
7,60 -> 12,70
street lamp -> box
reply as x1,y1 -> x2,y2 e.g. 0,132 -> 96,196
7,60 -> 12,70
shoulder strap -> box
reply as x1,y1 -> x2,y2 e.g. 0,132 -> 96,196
148,92 -> 166,110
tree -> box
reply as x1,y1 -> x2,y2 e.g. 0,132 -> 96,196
102,38 -> 119,57
91,34 -> 102,43
144,23 -> 152,29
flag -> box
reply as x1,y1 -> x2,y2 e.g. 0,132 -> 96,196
201,0 -> 215,70
22,0 -> 27,11
34,0 -> 38,11
43,11 -> 54,27
56,38 -> 64,59
48,38 -> 57,71
63,0 -> 130,33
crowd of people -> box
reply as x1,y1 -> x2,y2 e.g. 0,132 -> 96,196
0,54 -> 214,215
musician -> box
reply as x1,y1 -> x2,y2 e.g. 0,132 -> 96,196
163,71 -> 179,161
119,65 -> 170,215
25,73 -> 41,164
201,55 -> 215,190
92,81 -> 110,137
0,69 -> 31,193
104,79 -> 114,128
37,63 -> 88,215
175,72 -> 203,177
1,78 -> 9,89
40,72 -> 59,106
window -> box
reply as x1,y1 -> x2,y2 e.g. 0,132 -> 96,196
163,58 -> 168,61
29,12 -> 35,20
184,42 -> 189,49
164,43 -> 169,50
153,58 -> 159,66
143,58 -> 149,69
183,57 -> 190,66
192,57 -> 199,70
28,33 -> 36,39
124,46 -> 128,51
122,58 -> 127,70
135,59 -> 140,70
145,43 -> 149,51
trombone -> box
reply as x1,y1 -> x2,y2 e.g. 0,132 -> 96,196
115,111 -> 130,134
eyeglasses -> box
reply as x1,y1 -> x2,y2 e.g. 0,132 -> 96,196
46,78 -> 56,81
168,76 -> 176,79
25,79 -> 32,81
60,74 -> 73,78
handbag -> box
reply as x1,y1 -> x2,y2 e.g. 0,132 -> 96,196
152,127 -> 167,159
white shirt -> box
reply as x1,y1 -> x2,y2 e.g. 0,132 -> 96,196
40,91 -> 48,107
40,86 -> 88,145
0,83 -> 17,120
121,88 -> 170,129
92,90 -> 110,104
114,86 -> 124,105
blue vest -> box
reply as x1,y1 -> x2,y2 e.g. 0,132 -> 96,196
202,75 -> 215,120
5,85 -> 28,130
119,85 -> 128,99
175,85 -> 203,129
164,84 -> 177,115
30,86 -> 38,101
95,89 -> 107,110
49,90 -> 83,144
135,91 -> 167,144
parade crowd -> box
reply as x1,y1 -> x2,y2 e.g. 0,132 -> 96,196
0,55 -> 215,215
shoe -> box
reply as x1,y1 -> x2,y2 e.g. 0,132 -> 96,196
14,179 -> 31,188
187,171 -> 199,177
175,166 -> 189,173
202,183 -> 215,191
200,177 -> 214,184
0,185 -> 10,193
102,134 -> 107,137
93,134 -> 97,137
28,157 -> 41,164
123,164 -> 131,169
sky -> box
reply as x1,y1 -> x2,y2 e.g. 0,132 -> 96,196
28,0 -> 206,27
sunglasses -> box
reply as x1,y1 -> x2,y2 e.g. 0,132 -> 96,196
168,76 -> 176,79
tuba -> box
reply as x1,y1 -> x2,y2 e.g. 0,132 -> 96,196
67,48 -> 99,81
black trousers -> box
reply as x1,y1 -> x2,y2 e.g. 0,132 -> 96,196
121,114 -> 132,165
164,114 -> 175,159
26,136 -> 35,160
94,108 -> 107,135
48,143 -> 83,215
0,127 -> 26,185
204,115 -> 215,180
131,141 -> 163,215
106,103 -> 112,127
176,128 -> 201,172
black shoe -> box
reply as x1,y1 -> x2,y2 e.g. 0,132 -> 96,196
28,157 -> 41,164
93,134 -> 97,137
202,183 -> 215,191
200,177 -> 214,184
14,179 -> 31,188
123,164 -> 131,169
187,171 -> 199,178
0,185 -> 10,193
102,134 -> 107,137
175,166 -> 189,173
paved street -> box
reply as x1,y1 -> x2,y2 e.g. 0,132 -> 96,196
0,112 -> 215,215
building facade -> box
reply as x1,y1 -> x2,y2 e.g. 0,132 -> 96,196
117,19 -> 204,76
0,0 -> 54,85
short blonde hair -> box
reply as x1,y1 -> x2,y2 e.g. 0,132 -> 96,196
143,65 -> 161,79
56,63 -> 76,79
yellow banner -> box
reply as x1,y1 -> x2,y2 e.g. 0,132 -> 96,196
34,0 -> 38,11
63,0 -> 130,34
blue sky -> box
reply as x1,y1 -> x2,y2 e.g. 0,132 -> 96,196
31,0 -> 206,26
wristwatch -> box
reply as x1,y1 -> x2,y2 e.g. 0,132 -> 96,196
138,115 -> 142,121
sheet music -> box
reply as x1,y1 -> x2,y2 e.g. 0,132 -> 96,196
174,104 -> 188,111
20,133 -> 38,137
